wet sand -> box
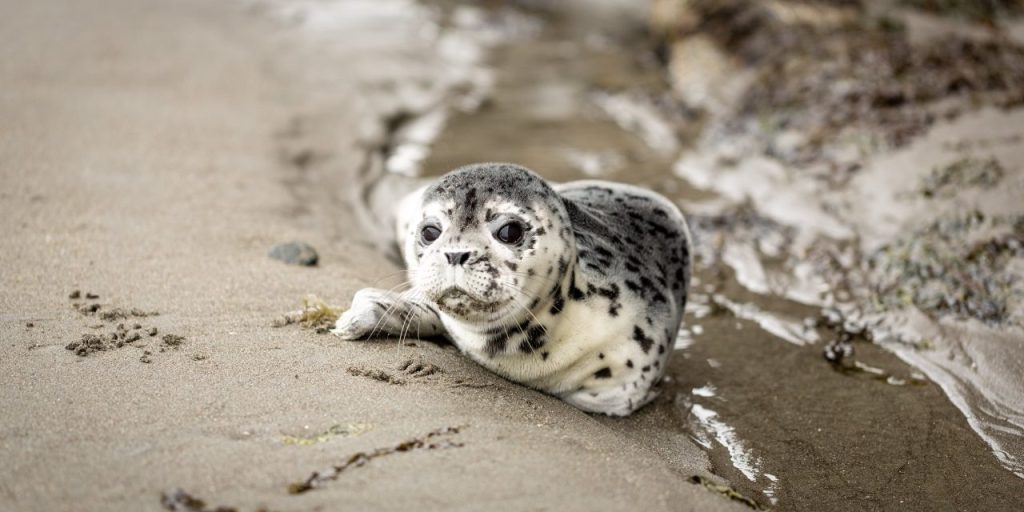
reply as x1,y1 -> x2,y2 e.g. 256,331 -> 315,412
0,0 -> 745,511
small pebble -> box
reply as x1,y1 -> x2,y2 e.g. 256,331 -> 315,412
268,241 -> 319,266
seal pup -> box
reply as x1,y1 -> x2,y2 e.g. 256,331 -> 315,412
333,163 -> 691,416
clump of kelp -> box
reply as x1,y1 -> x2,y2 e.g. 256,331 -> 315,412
272,295 -> 344,333
869,211 -> 1024,326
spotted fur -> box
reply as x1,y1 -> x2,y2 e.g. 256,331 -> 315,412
333,163 -> 692,416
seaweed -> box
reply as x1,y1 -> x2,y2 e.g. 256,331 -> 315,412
689,475 -> 764,510
869,211 -> 1024,326
662,0 -> 1024,169
272,295 -> 344,333
918,157 -> 1004,198
288,426 -> 465,494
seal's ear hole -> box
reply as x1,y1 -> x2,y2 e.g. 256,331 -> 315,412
494,222 -> 524,245
421,225 -> 442,244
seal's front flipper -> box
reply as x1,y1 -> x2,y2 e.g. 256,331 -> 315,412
332,288 -> 444,341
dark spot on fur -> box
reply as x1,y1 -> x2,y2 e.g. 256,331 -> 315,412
594,368 -> 612,379
484,334 -> 507,358
596,284 -> 619,301
568,273 -> 586,301
520,324 -> 546,353
624,280 -> 641,294
633,326 -> 654,353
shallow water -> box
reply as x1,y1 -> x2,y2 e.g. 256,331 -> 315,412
392,2 -> 1024,509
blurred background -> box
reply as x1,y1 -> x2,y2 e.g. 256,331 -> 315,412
2,0 -> 1023,510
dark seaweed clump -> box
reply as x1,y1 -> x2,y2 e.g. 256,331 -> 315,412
666,0 -> 1024,168
900,0 -> 1023,22
870,211 -> 1024,325
918,157 -> 1004,198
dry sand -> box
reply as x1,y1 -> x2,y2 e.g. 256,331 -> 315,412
0,0 -> 743,510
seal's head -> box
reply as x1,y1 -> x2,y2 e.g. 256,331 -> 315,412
404,163 -> 573,324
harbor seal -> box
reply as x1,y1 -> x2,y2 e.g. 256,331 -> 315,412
333,163 -> 691,416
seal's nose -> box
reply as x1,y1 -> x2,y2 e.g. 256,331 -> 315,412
445,251 -> 471,266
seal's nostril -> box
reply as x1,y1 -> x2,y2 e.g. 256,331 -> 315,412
446,251 -> 471,266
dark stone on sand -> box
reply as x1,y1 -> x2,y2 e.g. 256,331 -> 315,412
269,241 -> 319,266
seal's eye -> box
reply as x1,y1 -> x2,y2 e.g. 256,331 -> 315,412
494,222 -> 524,245
420,225 -> 442,244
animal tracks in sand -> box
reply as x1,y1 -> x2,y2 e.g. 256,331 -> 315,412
347,358 -> 445,385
